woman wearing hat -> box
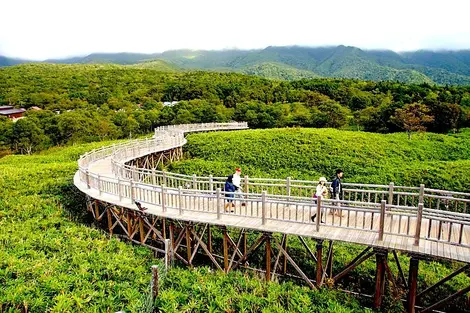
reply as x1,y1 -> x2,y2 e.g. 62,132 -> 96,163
312,177 -> 328,223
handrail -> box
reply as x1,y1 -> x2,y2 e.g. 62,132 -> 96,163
75,122 -> 470,253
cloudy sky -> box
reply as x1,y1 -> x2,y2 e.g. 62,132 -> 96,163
1,0 -> 470,60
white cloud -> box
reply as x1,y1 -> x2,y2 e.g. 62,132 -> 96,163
1,0 -> 470,60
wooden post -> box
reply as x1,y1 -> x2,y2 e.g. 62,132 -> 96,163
244,175 -> 249,194
130,181 -> 135,203
414,203 -> 423,246
242,231 -> 247,266
162,170 -> 166,186
216,188 -> 222,220
223,227 -> 229,273
118,177 -> 122,201
407,257 -> 419,313
152,169 -> 156,185
162,218 -> 167,240
262,191 -> 267,225
86,170 -> 90,189
388,182 -> 394,205
185,225 -> 192,266
286,176 -> 291,197
97,174 -> 101,196
178,186 -> 183,215
419,184 -> 425,204
207,225 -> 213,254
265,234 -> 271,282
169,222 -> 175,262
107,207 -> 113,235
374,250 -> 387,309
316,241 -> 323,287
164,239 -> 170,270
151,265 -> 159,301
192,174 -> 197,189
326,240 -> 334,278
282,234 -> 288,274
139,216 -> 145,243
379,200 -> 386,241
161,184 -> 166,212
209,174 -> 213,191
316,196 -> 322,232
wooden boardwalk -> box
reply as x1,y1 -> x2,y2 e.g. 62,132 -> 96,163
75,123 -> 470,265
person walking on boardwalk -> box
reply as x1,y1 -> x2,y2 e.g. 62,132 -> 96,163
311,176 -> 328,223
233,167 -> 246,206
224,174 -> 236,212
331,169 -> 344,216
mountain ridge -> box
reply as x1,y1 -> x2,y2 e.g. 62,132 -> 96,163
2,46 -> 470,85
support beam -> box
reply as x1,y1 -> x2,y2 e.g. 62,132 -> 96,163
207,225 -> 213,254
417,264 -> 470,300
185,225 -> 192,266
421,285 -> 470,313
316,241 -> 323,287
282,235 -> 288,274
407,257 -> 419,313
223,227 -> 229,273
106,207 -> 113,236
265,234 -> 271,281
373,250 -> 388,309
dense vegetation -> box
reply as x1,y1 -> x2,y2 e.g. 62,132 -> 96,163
1,64 -> 470,154
3,46 -> 470,84
168,128 -> 470,312
0,141 -> 391,313
0,142 -> 157,312
170,128 -> 470,191
157,267 -> 373,313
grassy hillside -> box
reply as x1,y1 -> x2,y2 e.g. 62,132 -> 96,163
129,59 -> 180,71
240,62 -> 320,80
170,128 -> 470,192
0,141 -> 387,313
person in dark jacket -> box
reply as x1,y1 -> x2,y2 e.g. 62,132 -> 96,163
224,174 -> 236,212
330,169 -> 344,216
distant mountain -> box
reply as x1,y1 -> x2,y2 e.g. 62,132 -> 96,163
3,46 -> 470,85
0,56 -> 28,67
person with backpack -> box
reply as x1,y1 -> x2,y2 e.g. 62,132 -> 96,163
233,167 -> 246,206
331,169 -> 344,216
224,174 -> 236,212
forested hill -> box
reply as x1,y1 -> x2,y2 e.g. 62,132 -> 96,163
2,46 -> 470,85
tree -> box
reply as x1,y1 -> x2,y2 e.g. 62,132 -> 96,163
10,118 -> 49,154
392,103 -> 434,139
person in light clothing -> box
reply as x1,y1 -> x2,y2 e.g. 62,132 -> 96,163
311,177 -> 328,223
233,167 -> 246,206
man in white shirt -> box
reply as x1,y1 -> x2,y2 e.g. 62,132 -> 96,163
233,168 -> 246,206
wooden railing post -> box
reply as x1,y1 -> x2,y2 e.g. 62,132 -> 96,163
97,174 -> 101,196
216,188 -> 221,220
414,203 -> 423,246
192,174 -> 197,189
316,196 -> 322,232
244,175 -> 249,194
86,170 -> 90,189
286,176 -> 291,197
379,200 -> 386,241
161,184 -> 166,212
262,191 -> 267,225
118,177 -> 122,201
178,186 -> 183,215
209,174 -> 213,191
152,169 -> 157,185
130,181 -> 135,203
419,184 -> 425,204
162,170 -> 167,186
388,182 -> 394,205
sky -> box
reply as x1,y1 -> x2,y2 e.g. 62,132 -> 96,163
1,0 -> 470,60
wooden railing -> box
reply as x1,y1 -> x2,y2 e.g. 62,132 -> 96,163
76,122 -> 470,251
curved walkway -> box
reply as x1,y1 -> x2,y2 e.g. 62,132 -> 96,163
74,123 -> 470,264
